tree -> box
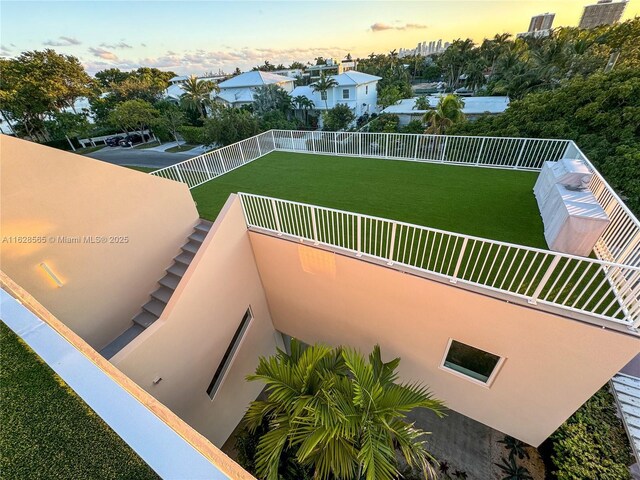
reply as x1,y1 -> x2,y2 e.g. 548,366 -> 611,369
202,107 -> 259,146
423,94 -> 465,134
180,75 -> 216,118
322,104 -> 355,131
0,50 -> 94,141
245,340 -> 445,480
311,73 -> 338,110
436,39 -> 476,90
154,100 -> 186,144
253,84 -> 293,117
108,99 -> 157,141
378,84 -> 404,108
293,95 -> 315,126
414,96 -> 431,110
47,111 -> 91,151
357,52 -> 413,98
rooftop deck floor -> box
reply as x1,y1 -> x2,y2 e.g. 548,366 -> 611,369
191,151 -> 546,248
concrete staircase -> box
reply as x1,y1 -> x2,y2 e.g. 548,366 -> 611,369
100,220 -> 212,360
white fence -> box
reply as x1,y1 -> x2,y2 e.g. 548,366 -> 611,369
149,130 -> 639,328
270,130 -> 569,170
239,193 -> 640,328
150,131 -> 275,188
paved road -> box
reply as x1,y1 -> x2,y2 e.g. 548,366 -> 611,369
86,146 -> 196,169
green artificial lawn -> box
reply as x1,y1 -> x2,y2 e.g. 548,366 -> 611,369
0,322 -> 159,480
191,151 -> 547,248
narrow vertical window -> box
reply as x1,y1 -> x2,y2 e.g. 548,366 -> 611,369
207,308 -> 253,399
342,89 -> 349,99
365,85 -> 369,95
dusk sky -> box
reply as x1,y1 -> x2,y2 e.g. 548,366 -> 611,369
2,1 -> 638,75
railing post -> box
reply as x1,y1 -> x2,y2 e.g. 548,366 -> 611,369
450,237 -> 468,283
203,156 -> 212,179
239,143 -> 246,163
356,215 -> 362,257
271,198 -> 282,235
271,130 -> 276,150
175,166 -> 185,184
476,138 -> 485,165
528,256 -> 561,304
334,132 -> 338,154
311,207 -> 319,245
358,133 -> 362,157
442,136 -> 448,162
256,138 -> 262,157
514,139 -> 527,169
385,135 -> 389,158
218,150 -> 227,172
413,135 -> 419,160
387,223 -> 397,265
312,132 -> 317,153
290,130 -> 295,150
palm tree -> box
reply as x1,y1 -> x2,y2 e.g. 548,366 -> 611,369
180,75 -> 216,118
423,94 -> 465,134
245,340 -> 445,480
293,95 -> 315,125
311,73 -> 338,110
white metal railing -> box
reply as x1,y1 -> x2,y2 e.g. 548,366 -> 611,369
270,130 -> 569,170
150,131 -> 275,188
148,130 -> 639,326
239,193 -> 640,328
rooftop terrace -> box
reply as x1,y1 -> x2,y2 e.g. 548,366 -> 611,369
191,151 -> 546,248
151,131 -> 639,330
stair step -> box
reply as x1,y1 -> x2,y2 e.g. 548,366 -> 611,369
151,286 -> 173,303
189,230 -> 207,243
133,311 -> 159,328
142,299 -> 166,317
100,324 -> 145,360
159,272 -> 181,290
167,262 -> 188,277
195,220 -> 212,233
175,251 -> 195,265
182,239 -> 201,254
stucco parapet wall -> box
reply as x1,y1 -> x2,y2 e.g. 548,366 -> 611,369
0,271 -> 255,480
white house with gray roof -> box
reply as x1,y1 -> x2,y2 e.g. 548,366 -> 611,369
213,71 -> 295,108
290,71 -> 381,118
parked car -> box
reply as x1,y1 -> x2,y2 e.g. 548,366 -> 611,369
106,135 -> 124,147
118,133 -> 150,147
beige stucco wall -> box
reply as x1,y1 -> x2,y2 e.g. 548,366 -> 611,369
248,233 -> 640,446
0,136 -> 199,348
112,196 -> 278,446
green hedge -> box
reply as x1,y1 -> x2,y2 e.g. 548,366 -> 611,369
177,126 -> 205,144
546,387 -> 632,480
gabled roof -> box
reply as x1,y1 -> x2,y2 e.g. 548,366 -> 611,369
331,71 -> 381,86
165,83 -> 186,100
216,88 -> 255,104
217,71 -> 295,89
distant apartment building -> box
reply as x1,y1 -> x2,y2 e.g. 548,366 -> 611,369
399,39 -> 449,58
517,12 -> 555,38
579,0 -> 628,28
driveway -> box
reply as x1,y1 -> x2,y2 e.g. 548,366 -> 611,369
86,146 -> 196,169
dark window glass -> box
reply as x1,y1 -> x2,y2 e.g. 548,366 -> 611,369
444,340 -> 500,383
207,308 -> 252,398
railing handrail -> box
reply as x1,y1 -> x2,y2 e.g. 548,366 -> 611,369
238,192 -> 640,273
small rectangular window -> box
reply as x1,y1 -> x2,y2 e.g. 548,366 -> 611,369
342,89 -> 349,99
207,308 -> 253,399
321,91 -> 327,100
442,339 -> 502,385
365,85 -> 369,95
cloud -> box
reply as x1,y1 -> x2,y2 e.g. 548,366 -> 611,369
140,43 -> 147,47
43,36 -> 81,46
100,41 -> 132,49
1,45 -> 12,57
81,45 -> 355,75
370,22 -> 427,32
88,47 -> 118,60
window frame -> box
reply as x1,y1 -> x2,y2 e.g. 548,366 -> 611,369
320,91 -> 327,101
206,307 -> 254,400
342,88 -> 349,99
365,85 -> 369,95
439,338 -> 505,388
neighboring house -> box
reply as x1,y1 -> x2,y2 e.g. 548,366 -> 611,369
213,71 -> 295,108
381,95 -> 510,125
307,58 -> 342,81
290,71 -> 381,118
163,75 -> 229,103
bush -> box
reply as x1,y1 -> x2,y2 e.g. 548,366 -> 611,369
546,387 -> 632,480
402,120 -> 425,134
177,125 -> 205,144
368,113 -> 400,133
322,104 -> 355,131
